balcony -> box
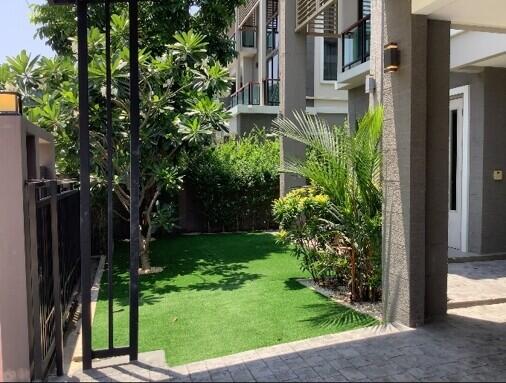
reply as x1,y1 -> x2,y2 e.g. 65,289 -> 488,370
341,14 -> 371,72
264,79 -> 280,106
225,80 -> 280,109
336,15 -> 371,90
227,82 -> 261,108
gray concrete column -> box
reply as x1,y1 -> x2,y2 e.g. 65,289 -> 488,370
425,19 -> 450,320
371,0 -> 449,326
279,0 -> 306,196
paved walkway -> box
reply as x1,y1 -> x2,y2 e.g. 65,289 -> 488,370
51,303 -> 506,382
448,259 -> 506,308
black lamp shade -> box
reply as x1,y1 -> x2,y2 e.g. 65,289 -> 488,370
384,43 -> 400,73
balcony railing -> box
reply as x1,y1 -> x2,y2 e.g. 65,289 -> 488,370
225,80 -> 280,108
241,30 -> 256,48
341,14 -> 371,72
264,79 -> 280,106
228,82 -> 261,108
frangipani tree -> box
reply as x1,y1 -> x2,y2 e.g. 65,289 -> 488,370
0,14 -> 232,272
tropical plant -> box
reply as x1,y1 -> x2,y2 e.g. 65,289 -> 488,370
0,14 -> 232,272
188,129 -> 280,232
273,187 -> 339,282
30,0 -> 245,63
272,108 -> 383,301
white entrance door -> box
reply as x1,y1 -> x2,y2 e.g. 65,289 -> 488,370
448,97 -> 463,249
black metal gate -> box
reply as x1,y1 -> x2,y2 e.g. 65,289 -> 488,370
25,181 -> 81,380
49,0 -> 142,370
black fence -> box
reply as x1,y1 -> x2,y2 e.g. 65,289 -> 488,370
25,180 -> 80,380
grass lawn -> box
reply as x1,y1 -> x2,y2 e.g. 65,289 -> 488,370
92,233 -> 377,366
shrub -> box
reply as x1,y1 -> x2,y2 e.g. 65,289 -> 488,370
273,187 -> 347,283
188,129 -> 279,232
272,108 -> 383,302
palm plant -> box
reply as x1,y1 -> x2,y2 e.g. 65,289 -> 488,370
273,107 -> 383,301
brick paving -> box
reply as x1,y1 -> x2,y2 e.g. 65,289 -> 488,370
448,260 -> 506,308
50,303 -> 506,382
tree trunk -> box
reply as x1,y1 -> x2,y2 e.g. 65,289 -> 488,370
140,232 -> 151,271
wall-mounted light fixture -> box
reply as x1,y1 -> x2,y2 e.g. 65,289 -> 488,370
0,92 -> 22,115
384,43 -> 400,73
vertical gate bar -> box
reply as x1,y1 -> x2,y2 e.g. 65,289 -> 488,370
50,181 -> 64,376
27,183 -> 43,380
128,0 -> 140,362
105,0 -> 114,352
77,0 -> 92,371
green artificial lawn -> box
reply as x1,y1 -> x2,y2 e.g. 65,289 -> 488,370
92,233 -> 377,366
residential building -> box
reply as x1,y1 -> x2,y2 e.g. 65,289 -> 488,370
272,0 -> 506,327
226,0 -> 348,136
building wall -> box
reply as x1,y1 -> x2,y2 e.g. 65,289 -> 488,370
306,37 -> 315,105
229,113 -> 278,136
482,68 -> 506,253
313,37 -> 348,103
450,69 -> 506,255
348,85 -> 369,128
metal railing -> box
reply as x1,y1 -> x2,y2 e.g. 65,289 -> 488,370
264,79 -> 280,106
341,14 -> 371,72
228,81 -> 261,108
25,180 -> 80,380
225,80 -> 280,108
241,29 -> 256,48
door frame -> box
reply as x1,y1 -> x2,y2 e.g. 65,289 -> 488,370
450,85 -> 470,252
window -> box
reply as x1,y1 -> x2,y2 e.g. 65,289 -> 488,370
241,30 -> 256,48
323,38 -> 338,81
266,16 -> 279,52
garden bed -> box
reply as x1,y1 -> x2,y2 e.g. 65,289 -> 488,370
297,279 -> 383,321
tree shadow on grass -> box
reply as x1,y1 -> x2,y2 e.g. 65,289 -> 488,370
98,233 -> 279,307
185,259 -> 261,291
284,277 -> 306,291
300,303 -> 377,330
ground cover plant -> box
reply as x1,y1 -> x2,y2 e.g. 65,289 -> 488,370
92,233 -> 377,365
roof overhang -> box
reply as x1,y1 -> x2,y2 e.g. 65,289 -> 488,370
413,0 -> 506,32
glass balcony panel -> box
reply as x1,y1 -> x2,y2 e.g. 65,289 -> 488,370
241,30 -> 256,48
341,15 -> 371,72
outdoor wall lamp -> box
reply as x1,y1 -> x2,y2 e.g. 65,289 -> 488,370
0,92 -> 22,115
384,43 -> 400,73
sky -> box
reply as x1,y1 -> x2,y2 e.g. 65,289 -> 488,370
0,0 -> 54,63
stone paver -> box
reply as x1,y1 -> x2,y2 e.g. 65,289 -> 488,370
448,259 -> 506,308
49,302 -> 506,382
